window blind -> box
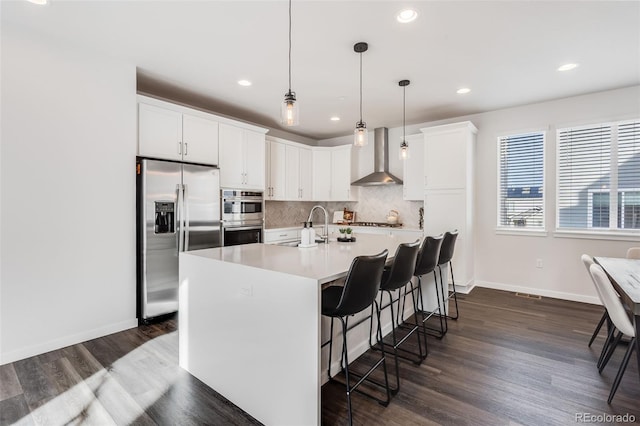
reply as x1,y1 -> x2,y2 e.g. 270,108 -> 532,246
498,132 -> 544,228
617,120 -> 640,229
557,120 -> 640,231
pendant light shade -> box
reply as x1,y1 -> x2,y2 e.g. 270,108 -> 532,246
281,0 -> 298,126
399,79 -> 410,160
353,42 -> 368,147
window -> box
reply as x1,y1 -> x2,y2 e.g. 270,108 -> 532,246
498,132 -> 545,229
557,120 -> 640,231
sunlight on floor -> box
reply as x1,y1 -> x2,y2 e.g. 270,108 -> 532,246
14,332 -> 179,425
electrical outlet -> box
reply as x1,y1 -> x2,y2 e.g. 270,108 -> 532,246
536,259 -> 543,268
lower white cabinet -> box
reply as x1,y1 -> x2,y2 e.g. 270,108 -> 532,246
264,228 -> 300,244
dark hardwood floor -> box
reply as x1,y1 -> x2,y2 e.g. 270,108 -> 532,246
1,287 -> 638,425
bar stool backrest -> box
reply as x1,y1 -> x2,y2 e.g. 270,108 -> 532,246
334,250 -> 389,317
414,235 -> 444,277
437,230 -> 458,266
589,264 -> 635,337
381,240 -> 421,291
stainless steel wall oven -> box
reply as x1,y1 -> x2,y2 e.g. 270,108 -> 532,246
221,189 -> 264,246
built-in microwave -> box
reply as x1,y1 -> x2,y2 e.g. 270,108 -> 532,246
221,189 -> 264,246
221,190 -> 264,223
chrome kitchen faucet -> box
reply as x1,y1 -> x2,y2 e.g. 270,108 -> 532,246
307,205 -> 329,243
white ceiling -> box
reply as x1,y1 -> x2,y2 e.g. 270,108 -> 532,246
3,1 -> 639,140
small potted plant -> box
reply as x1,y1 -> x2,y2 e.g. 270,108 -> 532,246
345,227 -> 353,240
338,227 -> 347,239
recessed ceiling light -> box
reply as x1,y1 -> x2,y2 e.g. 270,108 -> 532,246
237,80 -> 252,86
557,63 -> 579,72
330,116 -> 340,122
397,9 -> 418,23
456,87 -> 471,94
26,0 -> 48,4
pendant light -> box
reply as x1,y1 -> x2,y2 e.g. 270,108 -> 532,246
399,80 -> 410,160
281,0 -> 299,126
353,42 -> 368,147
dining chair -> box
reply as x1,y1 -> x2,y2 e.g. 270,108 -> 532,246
626,247 -> 640,260
589,263 -> 637,404
581,255 -> 610,353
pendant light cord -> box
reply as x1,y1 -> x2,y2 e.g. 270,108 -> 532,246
359,51 -> 363,122
288,0 -> 292,92
403,85 -> 406,141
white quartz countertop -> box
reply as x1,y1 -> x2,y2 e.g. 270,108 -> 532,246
184,233 -> 422,284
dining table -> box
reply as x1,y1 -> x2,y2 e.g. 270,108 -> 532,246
593,256 -> 640,381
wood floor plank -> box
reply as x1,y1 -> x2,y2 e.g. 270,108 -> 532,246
2,288 -> 638,425
0,364 -> 23,402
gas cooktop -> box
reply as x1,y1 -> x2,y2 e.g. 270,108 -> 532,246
350,222 -> 402,228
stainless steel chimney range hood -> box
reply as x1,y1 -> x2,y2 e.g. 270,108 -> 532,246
351,127 -> 403,186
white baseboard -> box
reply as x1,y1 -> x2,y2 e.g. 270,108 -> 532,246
0,318 -> 138,365
474,280 -> 601,305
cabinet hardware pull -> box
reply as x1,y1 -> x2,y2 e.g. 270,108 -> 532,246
184,143 -> 188,155
178,142 -> 182,155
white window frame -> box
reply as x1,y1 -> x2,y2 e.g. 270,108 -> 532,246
496,130 -> 546,234
555,119 -> 640,237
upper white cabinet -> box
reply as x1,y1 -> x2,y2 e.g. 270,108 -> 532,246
219,123 -> 266,190
312,145 -> 354,201
423,122 -> 475,190
312,150 -> 331,200
266,139 -> 286,199
138,97 -> 219,166
402,133 -> 425,201
421,121 -> 477,290
266,137 -> 312,201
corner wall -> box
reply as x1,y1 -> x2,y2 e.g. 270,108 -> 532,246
0,23 -> 138,364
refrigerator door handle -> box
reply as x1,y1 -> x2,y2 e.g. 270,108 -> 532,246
183,183 -> 190,251
176,184 -> 184,252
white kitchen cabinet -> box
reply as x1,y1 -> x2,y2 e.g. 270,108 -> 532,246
299,147 -> 312,201
138,98 -> 219,166
182,114 -> 219,165
312,145 -> 353,201
331,146 -> 352,201
266,138 -> 312,201
402,134 -> 425,201
421,121 -> 477,290
263,228 -> 300,244
219,123 -> 266,190
285,144 -> 312,200
312,149 -> 332,200
266,139 -> 286,199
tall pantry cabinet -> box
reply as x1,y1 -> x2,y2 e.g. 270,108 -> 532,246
421,121 -> 477,290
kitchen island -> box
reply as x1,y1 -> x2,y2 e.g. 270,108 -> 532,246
178,234 -> 440,425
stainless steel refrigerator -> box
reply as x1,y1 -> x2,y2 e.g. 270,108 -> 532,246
136,158 -> 221,323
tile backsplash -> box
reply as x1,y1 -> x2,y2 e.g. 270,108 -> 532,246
265,185 -> 423,229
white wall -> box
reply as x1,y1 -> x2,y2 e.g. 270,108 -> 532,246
0,23 -> 138,364
470,86 -> 640,303
323,86 -> 640,304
